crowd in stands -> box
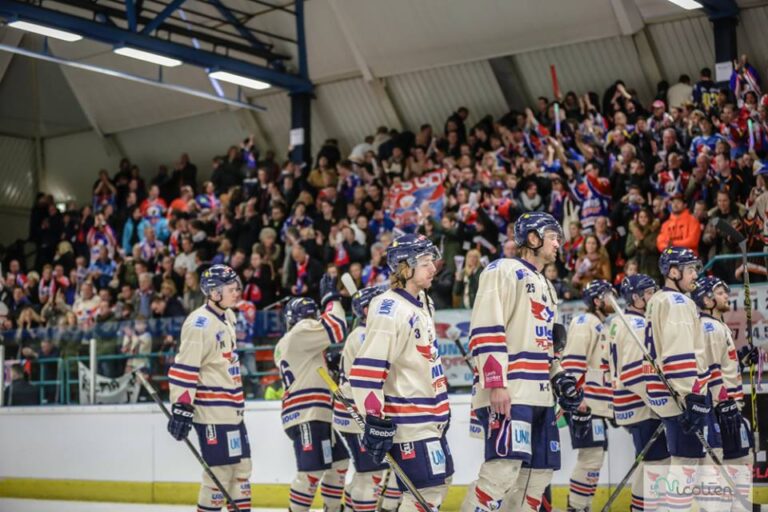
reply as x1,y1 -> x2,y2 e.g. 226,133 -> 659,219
4,56 -> 768,400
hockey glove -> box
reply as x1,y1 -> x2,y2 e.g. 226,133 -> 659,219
362,415 -> 396,464
319,273 -> 342,308
715,398 -> 741,435
168,402 -> 194,441
552,372 -> 583,413
569,407 -> 592,440
678,393 -> 711,435
324,346 -> 343,382
737,345 -> 759,372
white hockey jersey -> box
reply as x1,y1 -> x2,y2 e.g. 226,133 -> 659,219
645,288 -> 710,418
605,311 -> 657,426
468,257 -> 562,410
274,301 -> 347,430
334,324 -> 366,434
169,304 -> 244,425
562,312 -> 613,418
350,288 -> 449,443
700,313 -> 744,404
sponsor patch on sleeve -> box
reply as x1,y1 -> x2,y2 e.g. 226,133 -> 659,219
376,298 -> 397,317
667,293 -> 687,306
703,321 -> 715,333
193,316 -> 209,328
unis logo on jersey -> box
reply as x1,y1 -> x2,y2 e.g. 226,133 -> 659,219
194,316 -> 208,328
377,299 -> 396,317
670,293 -> 686,305
704,322 -> 715,333
575,314 -> 586,325
530,300 -> 554,322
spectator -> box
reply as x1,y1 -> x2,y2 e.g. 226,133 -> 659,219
3,364 -> 39,406
150,292 -> 185,319
121,316 -> 152,374
544,263 -> 573,301
285,243 -> 323,299
571,234 -> 612,290
87,246 -> 117,289
693,67 -> 719,112
453,249 -> 484,309
134,272 -> 154,319
656,195 -> 702,255
182,270 -> 205,312
242,250 -> 277,308
625,208 -> 661,281
172,153 -> 197,193
667,74 -> 693,109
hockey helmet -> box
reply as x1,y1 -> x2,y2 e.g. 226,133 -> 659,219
386,234 -> 441,272
658,247 -> 702,277
691,275 -> 730,309
513,212 -> 563,248
200,264 -> 241,297
284,297 -> 319,327
351,285 -> 387,320
620,274 -> 658,305
582,279 -> 613,308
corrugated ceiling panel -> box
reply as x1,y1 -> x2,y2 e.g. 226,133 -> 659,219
515,36 -> 653,106
737,5 -> 768,83
0,136 -> 36,209
387,60 -> 508,132
116,110 -> 250,179
253,92 -> 291,161
647,16 -> 714,84
313,78 -> 392,155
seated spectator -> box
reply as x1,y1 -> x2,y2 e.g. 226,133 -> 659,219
121,316 -> 152,374
88,246 -> 117,289
544,263 -> 574,301
182,270 -> 205,312
150,293 -> 185,319
286,242 -> 323,299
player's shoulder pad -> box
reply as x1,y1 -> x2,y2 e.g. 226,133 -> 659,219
371,292 -> 398,319
665,291 -> 689,307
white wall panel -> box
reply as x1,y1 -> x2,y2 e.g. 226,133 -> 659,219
647,15 -> 714,83
44,131 -> 118,204
0,397 -> 638,488
115,109 -> 251,182
387,60 -> 508,132
515,36 -> 653,106
0,135 -> 36,209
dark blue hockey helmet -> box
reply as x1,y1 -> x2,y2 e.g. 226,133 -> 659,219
658,246 -> 702,277
513,212 -> 564,248
582,279 -> 613,307
200,264 -> 241,297
351,285 -> 387,320
620,274 -> 658,305
386,234 -> 441,272
284,297 -> 319,327
691,275 -> 730,308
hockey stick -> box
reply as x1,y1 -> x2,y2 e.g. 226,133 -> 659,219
341,272 -> 359,295
599,422 -> 665,512
375,465 -> 392,512
712,218 -> 761,447
316,367 -> 436,512
134,371 -> 238,510
604,294 -> 752,509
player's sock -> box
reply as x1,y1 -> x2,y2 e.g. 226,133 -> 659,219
460,459 -> 523,512
289,471 -> 323,512
567,447 -> 604,510
320,459 -> 349,512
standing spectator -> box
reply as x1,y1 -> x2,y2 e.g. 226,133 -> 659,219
667,74 -> 693,109
453,249 -> 484,309
693,67 -> 719,113
656,194 -> 702,254
625,208 -> 661,280
137,226 -> 164,268
73,281 -> 100,327
92,170 -> 117,211
3,364 -> 39,406
571,234 -> 612,290
86,213 -> 118,262
139,184 -> 168,216
172,153 -> 197,193
134,272 -> 154,319
285,243 -> 323,299
121,316 -> 152,374
242,251 -> 277,308
181,271 -> 204,313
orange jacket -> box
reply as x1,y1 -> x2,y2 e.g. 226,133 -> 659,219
656,208 -> 702,255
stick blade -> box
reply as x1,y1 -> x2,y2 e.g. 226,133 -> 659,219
341,272 -> 358,295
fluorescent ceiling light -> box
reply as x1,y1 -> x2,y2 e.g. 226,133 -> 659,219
209,71 -> 271,91
666,0 -> 703,9
113,47 -> 182,67
8,20 -> 82,42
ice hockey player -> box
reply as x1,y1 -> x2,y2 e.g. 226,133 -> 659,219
274,274 -> 349,512
607,274 -> 670,512
561,279 -> 614,511
460,212 -> 584,512
333,285 -> 401,512
692,275 -> 754,507
166,264 -> 252,512
349,233 -> 452,512
646,247 -> 720,510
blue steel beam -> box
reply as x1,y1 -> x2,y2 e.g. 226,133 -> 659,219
125,0 -> 137,31
140,0 -> 187,35
0,1 -> 313,93
294,0 -> 308,80
207,0 -> 272,55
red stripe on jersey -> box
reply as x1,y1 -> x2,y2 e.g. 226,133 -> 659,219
349,368 -> 388,380
383,402 -> 450,415
508,361 -> 550,372
283,393 -> 332,407
195,391 -> 244,401
168,369 -> 198,382
662,361 -> 697,372
470,335 -> 506,349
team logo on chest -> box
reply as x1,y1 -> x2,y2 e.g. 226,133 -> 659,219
530,300 -> 554,322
